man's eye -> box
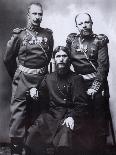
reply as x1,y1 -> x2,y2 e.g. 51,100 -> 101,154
78,23 -> 82,26
56,55 -> 60,58
32,13 -> 37,15
39,13 -> 43,16
63,55 -> 67,58
85,21 -> 90,24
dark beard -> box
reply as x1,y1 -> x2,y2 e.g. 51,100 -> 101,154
56,65 -> 70,77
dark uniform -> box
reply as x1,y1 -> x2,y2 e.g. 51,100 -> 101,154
4,26 -> 54,149
66,33 -> 109,152
26,71 -> 89,155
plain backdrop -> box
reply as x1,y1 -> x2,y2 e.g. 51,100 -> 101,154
0,0 -> 116,143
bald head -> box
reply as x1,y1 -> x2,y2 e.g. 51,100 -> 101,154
75,13 -> 93,37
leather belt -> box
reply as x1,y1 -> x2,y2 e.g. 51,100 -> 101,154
80,72 -> 96,80
19,64 -> 47,75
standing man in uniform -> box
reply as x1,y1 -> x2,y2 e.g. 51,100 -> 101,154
4,2 -> 54,155
66,13 -> 110,154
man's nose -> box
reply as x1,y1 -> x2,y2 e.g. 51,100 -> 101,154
59,56 -> 63,62
82,23 -> 87,28
36,14 -> 41,18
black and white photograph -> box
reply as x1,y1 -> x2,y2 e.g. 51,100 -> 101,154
0,0 -> 116,155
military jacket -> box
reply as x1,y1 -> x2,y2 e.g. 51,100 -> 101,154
66,33 -> 109,90
4,27 -> 54,78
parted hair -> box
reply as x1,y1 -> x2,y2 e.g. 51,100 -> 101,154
53,46 -> 70,58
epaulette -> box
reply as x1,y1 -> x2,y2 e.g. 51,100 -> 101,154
97,34 -> 109,46
12,28 -> 25,34
66,33 -> 77,44
45,28 -> 53,34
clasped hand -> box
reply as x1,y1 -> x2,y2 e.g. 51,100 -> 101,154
29,88 -> 39,99
87,88 -> 97,99
62,117 -> 74,130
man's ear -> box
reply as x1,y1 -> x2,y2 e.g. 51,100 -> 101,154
91,21 -> 93,25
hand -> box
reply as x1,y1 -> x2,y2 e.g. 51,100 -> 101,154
29,88 -> 38,99
87,88 -> 97,98
62,117 -> 74,130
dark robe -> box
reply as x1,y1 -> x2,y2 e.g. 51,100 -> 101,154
26,71 -> 92,155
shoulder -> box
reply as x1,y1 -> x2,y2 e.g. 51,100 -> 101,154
41,28 -> 53,36
45,28 -> 53,34
66,33 -> 79,44
67,33 -> 77,40
41,28 -> 53,39
46,72 -> 55,81
95,34 -> 109,46
12,27 -> 26,34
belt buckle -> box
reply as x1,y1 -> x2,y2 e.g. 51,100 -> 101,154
39,67 -> 44,74
35,69 -> 39,74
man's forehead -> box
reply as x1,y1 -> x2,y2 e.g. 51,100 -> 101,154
76,14 -> 90,23
29,4 -> 43,12
55,50 -> 68,56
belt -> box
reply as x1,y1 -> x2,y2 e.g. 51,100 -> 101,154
19,65 -> 47,75
80,72 -> 96,80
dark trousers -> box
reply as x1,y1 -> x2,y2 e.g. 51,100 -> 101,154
9,68 -> 46,142
84,79 -> 109,152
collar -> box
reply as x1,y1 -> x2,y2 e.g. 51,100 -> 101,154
79,32 -> 95,40
27,23 -> 42,32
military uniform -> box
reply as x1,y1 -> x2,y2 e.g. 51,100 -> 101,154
4,26 -> 54,153
66,33 -> 109,151
26,71 -> 90,155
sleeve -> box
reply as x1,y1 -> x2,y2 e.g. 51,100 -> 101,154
66,33 -> 77,50
4,30 -> 21,79
38,76 -> 50,111
66,75 -> 88,119
47,30 -> 54,62
90,34 -> 109,91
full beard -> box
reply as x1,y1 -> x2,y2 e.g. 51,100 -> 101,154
56,64 -> 70,77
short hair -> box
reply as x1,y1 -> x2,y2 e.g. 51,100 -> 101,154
53,46 -> 70,58
27,2 -> 43,13
75,13 -> 93,26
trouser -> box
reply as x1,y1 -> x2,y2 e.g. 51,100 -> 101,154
9,68 -> 46,153
84,79 -> 110,152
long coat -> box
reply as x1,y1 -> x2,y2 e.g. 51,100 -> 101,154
26,71 -> 93,154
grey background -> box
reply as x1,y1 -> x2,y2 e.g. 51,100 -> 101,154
0,0 -> 116,142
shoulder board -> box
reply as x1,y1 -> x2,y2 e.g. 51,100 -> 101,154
97,34 -> 109,45
67,33 -> 77,38
66,33 -> 78,44
12,28 -> 25,34
45,28 -> 53,34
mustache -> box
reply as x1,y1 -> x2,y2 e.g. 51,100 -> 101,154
34,19 -> 41,23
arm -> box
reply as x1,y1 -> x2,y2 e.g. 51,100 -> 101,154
68,75 -> 88,118
63,76 -> 88,130
4,29 -> 21,79
88,34 -> 109,95
66,33 -> 77,50
48,33 -> 54,63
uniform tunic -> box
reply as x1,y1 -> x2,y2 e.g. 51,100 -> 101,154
66,33 -> 110,149
26,71 -> 90,155
4,27 -> 54,139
